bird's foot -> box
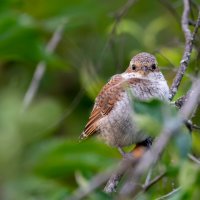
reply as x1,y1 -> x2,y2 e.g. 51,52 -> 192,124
117,147 -> 133,160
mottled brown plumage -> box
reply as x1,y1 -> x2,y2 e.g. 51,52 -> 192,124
80,52 -> 169,148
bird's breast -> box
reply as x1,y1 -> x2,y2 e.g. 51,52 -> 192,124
97,78 -> 169,147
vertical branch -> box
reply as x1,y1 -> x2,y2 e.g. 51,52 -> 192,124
169,0 -> 200,100
23,21 -> 67,110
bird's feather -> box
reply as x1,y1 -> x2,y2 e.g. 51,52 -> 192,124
80,74 -> 125,139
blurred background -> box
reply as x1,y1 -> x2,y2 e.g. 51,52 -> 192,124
0,0 -> 200,199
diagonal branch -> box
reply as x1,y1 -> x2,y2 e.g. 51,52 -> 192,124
99,0 -> 138,71
23,20 -> 67,110
188,153 -> 200,165
143,171 -> 166,192
169,1 -> 200,100
155,187 -> 181,200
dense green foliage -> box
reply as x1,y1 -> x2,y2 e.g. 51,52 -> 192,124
0,0 -> 200,199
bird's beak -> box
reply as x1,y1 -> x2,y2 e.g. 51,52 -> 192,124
141,66 -> 149,72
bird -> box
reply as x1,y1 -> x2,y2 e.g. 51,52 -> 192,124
80,52 -> 169,157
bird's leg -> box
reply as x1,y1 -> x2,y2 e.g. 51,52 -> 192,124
117,147 -> 133,159
117,147 -> 126,156
118,137 -> 154,159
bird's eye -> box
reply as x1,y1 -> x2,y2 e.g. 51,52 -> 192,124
151,64 -> 156,70
132,64 -> 136,70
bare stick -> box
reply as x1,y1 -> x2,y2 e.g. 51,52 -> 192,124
23,21 -> 67,109
159,0 -> 180,25
155,187 -> 181,200
188,153 -> 200,165
103,170 -> 123,193
169,1 -> 200,100
68,170 -> 112,200
104,161 -> 135,194
99,0 -> 138,71
40,89 -> 84,133
119,78 -> 200,197
143,171 -> 166,192
69,158 -> 139,200
144,168 -> 153,188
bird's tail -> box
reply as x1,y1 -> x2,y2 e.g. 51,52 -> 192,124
78,131 -> 87,142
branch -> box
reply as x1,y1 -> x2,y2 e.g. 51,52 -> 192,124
68,170 -> 112,200
143,171 -> 166,192
155,187 -> 181,200
158,0 -> 180,25
23,21 -> 67,110
188,19 -> 200,26
99,0 -> 138,71
114,0 -> 138,21
103,168 -> 123,193
169,1 -> 200,100
119,78 -> 200,198
69,158 -> 139,200
104,145 -> 149,193
188,153 -> 200,165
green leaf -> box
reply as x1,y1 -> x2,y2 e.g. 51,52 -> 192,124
0,12 -> 45,62
132,98 -> 178,136
174,128 -> 192,159
28,139 -> 118,179
179,161 -> 198,190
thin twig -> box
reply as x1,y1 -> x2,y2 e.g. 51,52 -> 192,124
188,19 -> 200,26
104,144 -> 150,193
69,158 -> 139,200
188,153 -> 200,165
144,168 -> 152,186
191,124 -> 200,130
38,89 -> 84,134
68,169 -> 112,200
110,0 -> 138,36
143,171 -> 166,192
98,0 -> 138,71
103,170 -> 123,193
158,0 -> 180,25
155,187 -> 181,200
103,155 -> 140,193
23,21 -> 67,110
169,1 -> 200,100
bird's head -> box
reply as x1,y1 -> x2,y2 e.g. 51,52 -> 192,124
126,52 -> 160,76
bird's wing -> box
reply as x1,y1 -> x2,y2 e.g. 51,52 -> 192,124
80,74 -> 125,140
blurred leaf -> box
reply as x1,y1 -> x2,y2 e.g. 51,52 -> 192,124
109,19 -> 142,42
27,139 -> 118,179
192,132 -> 200,156
174,128 -> 191,159
0,89 -> 22,176
80,61 -> 104,99
179,161 -> 198,190
132,98 -> 177,136
4,176 -> 69,200
20,98 -> 62,143
0,12 -> 46,62
144,17 -> 169,49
